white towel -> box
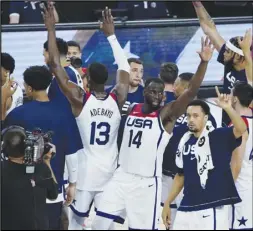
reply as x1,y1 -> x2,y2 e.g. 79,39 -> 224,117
176,121 -> 215,189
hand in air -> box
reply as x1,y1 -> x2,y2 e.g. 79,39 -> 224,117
100,7 -> 115,37
197,37 -> 215,62
42,0 -> 56,30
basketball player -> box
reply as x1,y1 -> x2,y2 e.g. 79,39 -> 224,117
106,58 -> 144,114
161,72 -> 217,229
1,53 -> 23,116
91,34 -> 215,229
159,62 -> 177,104
162,92 -> 247,230
43,4 -> 130,230
230,82 -> 253,230
193,1 -> 252,125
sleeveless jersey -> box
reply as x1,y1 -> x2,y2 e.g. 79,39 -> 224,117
235,116 -> 253,192
119,104 -> 172,177
75,92 -> 121,191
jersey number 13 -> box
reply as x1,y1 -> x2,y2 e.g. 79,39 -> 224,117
90,122 -> 110,145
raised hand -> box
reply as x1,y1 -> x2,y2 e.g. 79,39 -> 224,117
197,37 -> 215,62
214,86 -> 232,109
100,7 -> 115,37
237,28 -> 252,52
1,78 -> 17,100
42,0 -> 55,30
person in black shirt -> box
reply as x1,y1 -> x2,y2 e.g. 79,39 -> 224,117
1,126 -> 58,230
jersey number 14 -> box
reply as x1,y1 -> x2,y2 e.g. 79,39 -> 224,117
128,130 -> 143,148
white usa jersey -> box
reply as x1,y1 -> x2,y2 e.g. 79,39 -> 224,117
75,92 -> 121,191
119,104 -> 172,177
235,116 -> 253,192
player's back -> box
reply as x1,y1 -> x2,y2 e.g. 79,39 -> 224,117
236,115 -> 253,192
75,92 -> 121,191
119,104 -> 172,177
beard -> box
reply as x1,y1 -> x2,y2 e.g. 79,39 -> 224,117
188,127 -> 199,133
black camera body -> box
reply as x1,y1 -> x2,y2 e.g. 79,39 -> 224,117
70,56 -> 83,69
24,128 -> 54,174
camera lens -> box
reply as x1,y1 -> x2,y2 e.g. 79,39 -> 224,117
70,57 -> 82,69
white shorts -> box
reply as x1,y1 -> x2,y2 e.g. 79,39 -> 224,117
70,189 -> 103,219
229,189 -> 253,230
173,206 -> 229,230
93,167 -> 161,230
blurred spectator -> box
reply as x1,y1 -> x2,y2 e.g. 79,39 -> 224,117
9,1 -> 59,24
117,1 -> 169,20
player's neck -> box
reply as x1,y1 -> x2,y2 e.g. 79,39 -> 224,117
164,84 -> 174,92
90,85 -> 105,94
235,104 -> 253,117
129,85 -> 139,93
233,62 -> 245,71
32,91 -> 50,102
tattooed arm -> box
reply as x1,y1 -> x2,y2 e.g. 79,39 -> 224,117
193,1 -> 225,52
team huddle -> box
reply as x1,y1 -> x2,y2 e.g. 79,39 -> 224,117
2,1 -> 252,230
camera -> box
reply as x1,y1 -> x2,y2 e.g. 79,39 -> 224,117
24,128 -> 55,174
70,56 -> 83,69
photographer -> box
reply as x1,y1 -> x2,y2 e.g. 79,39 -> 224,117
1,126 -> 58,230
4,65 -> 79,230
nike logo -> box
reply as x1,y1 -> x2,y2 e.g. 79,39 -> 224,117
24,6 -> 28,9
148,184 -> 154,187
190,156 -> 196,160
203,215 -> 210,218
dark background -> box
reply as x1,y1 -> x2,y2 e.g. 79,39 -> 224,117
1,1 -> 252,24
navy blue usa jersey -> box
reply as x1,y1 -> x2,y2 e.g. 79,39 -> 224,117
162,113 -> 217,177
177,127 -> 242,212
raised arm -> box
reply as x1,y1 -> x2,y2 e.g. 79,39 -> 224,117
100,7 -> 130,110
43,2 -> 83,116
1,79 -> 17,121
160,37 -> 214,125
215,86 -> 247,138
192,1 -> 225,52
238,29 -> 253,85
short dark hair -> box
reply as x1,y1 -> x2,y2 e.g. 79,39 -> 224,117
187,99 -> 210,115
145,77 -> 165,88
233,81 -> 253,107
1,52 -> 15,74
159,62 -> 178,84
179,72 -> 194,82
2,127 -> 26,158
88,62 -> 108,84
43,38 -> 68,56
67,40 -> 81,51
23,66 -> 53,91
128,58 -> 143,65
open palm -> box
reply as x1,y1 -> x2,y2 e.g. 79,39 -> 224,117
197,37 -> 215,62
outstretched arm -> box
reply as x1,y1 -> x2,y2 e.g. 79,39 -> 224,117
101,8 -> 130,110
238,29 -> 253,85
160,37 -> 214,125
193,1 -> 225,52
43,2 -> 83,116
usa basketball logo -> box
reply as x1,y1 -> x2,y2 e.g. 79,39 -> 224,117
198,137 -> 205,147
